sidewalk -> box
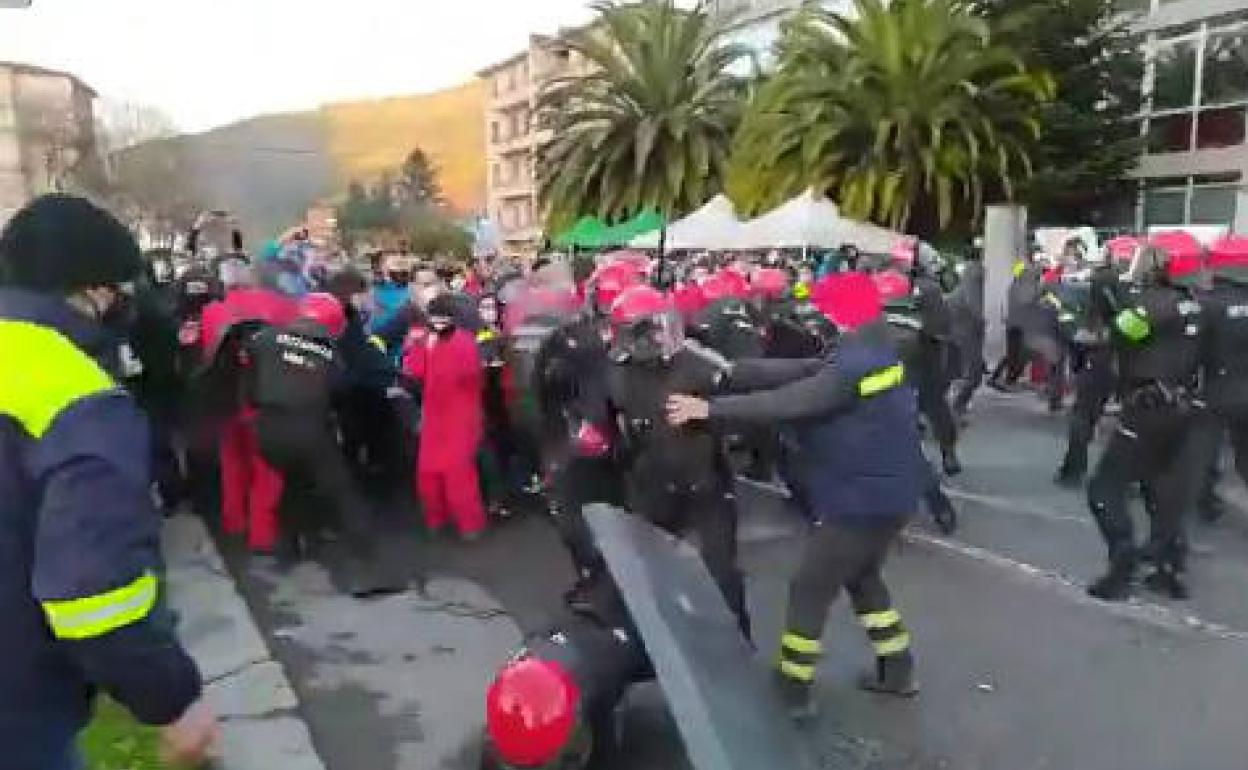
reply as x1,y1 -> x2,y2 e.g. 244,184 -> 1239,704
162,513 -> 326,770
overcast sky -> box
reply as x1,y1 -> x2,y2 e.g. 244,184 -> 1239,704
0,0 -> 594,132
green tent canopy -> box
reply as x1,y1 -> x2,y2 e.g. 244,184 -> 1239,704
552,209 -> 664,249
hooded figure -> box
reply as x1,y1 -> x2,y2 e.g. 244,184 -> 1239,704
403,293 -> 486,538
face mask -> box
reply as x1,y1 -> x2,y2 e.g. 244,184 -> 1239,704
428,316 -> 455,337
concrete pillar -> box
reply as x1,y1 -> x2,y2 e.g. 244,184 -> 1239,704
983,205 -> 1028,362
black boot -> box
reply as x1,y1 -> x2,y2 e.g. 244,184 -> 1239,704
1053,458 -> 1085,488
858,653 -> 919,697
1142,565 -> 1190,600
774,672 -> 817,722
1087,555 -> 1137,601
940,447 -> 963,477
931,496 -> 958,535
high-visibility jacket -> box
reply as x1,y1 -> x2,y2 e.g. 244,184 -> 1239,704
0,288 -> 202,769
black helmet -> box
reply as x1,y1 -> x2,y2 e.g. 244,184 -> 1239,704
0,194 -> 142,292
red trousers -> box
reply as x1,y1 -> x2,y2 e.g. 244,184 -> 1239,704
417,461 -> 485,536
219,413 -> 284,551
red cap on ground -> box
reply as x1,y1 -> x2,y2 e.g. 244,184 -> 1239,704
298,292 -> 347,337
486,658 -> 580,768
811,271 -> 883,331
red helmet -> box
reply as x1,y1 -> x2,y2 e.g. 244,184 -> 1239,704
700,271 -> 747,303
591,264 -> 643,314
672,282 -> 708,319
609,285 -> 671,326
298,292 -> 347,337
871,269 -> 911,302
486,658 -> 580,768
811,272 -> 882,331
1209,236 -> 1248,281
751,268 -> 789,300
1105,235 -> 1142,263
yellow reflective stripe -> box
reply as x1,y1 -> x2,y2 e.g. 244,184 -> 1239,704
0,320 -> 115,438
781,632 -> 822,655
778,659 -> 816,682
367,334 -> 386,352
476,328 -> 497,343
41,572 -> 158,640
793,282 -> 810,300
859,609 -> 901,630
1012,260 -> 1025,278
873,632 -> 911,657
858,364 -> 905,397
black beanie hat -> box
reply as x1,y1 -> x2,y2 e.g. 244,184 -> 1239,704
0,194 -> 142,291
427,293 -> 460,319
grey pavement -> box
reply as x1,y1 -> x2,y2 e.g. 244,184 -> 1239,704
162,513 -> 324,770
204,387 -> 1248,770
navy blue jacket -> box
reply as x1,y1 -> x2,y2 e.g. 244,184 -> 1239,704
710,322 -> 924,524
0,289 -> 201,769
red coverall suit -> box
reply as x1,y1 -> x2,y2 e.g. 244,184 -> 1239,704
201,288 -> 297,550
403,327 -> 487,536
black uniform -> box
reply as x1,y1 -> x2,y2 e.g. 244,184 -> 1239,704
884,279 -> 961,475
992,263 -> 1066,408
607,341 -> 749,633
530,314 -> 626,579
248,317 -> 396,594
1190,280 -> 1248,510
1056,264 -> 1122,484
947,260 -> 986,415
1086,281 -> 1205,600
882,298 -> 959,532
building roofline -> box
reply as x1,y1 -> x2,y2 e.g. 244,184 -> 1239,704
0,60 -> 98,98
477,50 -> 529,77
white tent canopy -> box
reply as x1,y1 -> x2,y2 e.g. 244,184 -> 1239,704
631,189 -> 909,253
631,194 -> 744,250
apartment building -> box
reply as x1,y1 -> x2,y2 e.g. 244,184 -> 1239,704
0,61 -> 101,227
479,34 -> 592,253
1133,0 -> 1247,232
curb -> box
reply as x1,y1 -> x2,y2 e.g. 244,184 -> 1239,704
162,513 -> 327,770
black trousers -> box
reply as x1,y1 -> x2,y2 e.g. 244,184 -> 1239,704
917,374 -> 958,453
550,456 -> 626,578
1086,396 -> 1205,571
628,478 -> 749,636
950,320 -> 985,414
1193,407 -> 1248,508
780,519 -> 911,683
1060,345 -> 1115,475
255,411 -> 380,567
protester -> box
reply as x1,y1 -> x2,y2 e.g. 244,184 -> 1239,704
404,293 -> 488,539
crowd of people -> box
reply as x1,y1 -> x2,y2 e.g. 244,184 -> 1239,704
4,191 -> 1248,770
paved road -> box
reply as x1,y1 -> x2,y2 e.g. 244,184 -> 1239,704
221,386 -> 1248,770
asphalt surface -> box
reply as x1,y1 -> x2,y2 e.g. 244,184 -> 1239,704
220,385 -> 1248,770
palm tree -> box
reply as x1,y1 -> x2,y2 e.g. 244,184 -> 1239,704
729,0 -> 1053,236
536,0 -> 750,233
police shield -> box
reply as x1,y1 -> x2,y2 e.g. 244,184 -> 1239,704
583,504 -> 819,770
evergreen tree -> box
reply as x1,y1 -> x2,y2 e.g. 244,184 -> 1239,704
975,0 -> 1144,225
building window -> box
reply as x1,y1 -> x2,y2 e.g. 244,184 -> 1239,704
1141,173 -> 1243,228
490,121 -> 500,143
1146,112 -> 1193,153
1152,40 -> 1198,111
1190,184 -> 1239,224
491,163 -> 500,186
1195,106 -> 1246,149
1143,186 -> 1187,227
1203,27 -> 1248,107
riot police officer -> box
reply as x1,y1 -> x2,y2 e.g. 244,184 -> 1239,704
1187,238 -> 1248,521
606,286 -> 750,633
947,251 -> 986,417
1085,246 -> 1206,601
1056,256 -> 1124,486
248,293 -> 402,596
483,573 -> 650,770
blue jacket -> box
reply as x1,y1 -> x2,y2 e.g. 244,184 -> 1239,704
710,322 -> 924,524
369,282 -> 409,334
0,289 -> 202,769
